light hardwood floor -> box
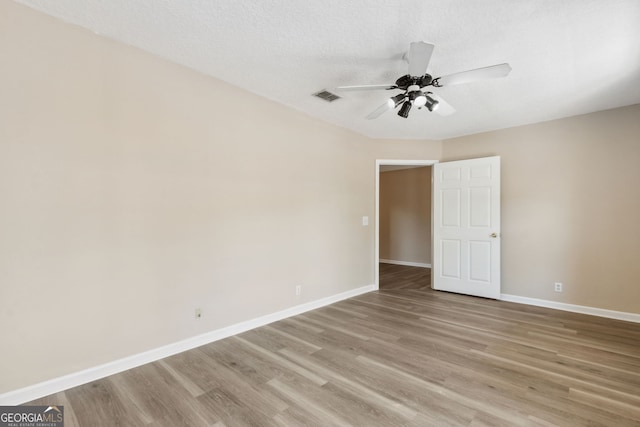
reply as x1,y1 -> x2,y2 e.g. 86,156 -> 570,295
27,264 -> 640,426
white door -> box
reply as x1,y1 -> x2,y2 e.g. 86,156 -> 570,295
433,156 -> 501,299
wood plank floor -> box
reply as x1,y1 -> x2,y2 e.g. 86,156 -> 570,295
27,264 -> 640,426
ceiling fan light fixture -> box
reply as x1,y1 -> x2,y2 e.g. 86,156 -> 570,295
408,89 -> 427,108
413,94 -> 427,108
391,93 -> 406,107
385,98 -> 395,109
425,93 -> 439,112
398,101 -> 412,118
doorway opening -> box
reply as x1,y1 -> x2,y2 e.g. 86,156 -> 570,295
375,159 -> 437,290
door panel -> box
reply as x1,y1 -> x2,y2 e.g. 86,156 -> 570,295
433,156 -> 500,299
442,189 -> 461,227
469,187 -> 491,227
441,239 -> 461,278
469,240 -> 491,282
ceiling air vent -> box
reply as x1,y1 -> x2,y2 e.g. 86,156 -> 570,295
313,89 -> 341,102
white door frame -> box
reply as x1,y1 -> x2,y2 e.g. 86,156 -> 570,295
374,159 -> 438,290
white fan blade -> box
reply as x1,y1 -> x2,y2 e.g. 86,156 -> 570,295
429,93 -> 456,116
366,99 -> 396,120
335,84 -> 396,92
435,63 -> 512,86
408,42 -> 435,77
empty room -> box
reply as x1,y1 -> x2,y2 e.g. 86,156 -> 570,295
1,1 -> 639,426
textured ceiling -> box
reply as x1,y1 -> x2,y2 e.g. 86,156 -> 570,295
13,0 -> 640,140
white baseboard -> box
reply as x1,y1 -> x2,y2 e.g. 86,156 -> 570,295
0,284 -> 375,405
379,259 -> 431,269
500,294 -> 640,324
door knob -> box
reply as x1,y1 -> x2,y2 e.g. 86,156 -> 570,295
490,232 -> 498,238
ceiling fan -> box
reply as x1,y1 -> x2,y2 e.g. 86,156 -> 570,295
335,42 -> 512,119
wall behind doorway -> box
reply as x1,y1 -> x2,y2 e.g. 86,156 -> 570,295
379,166 -> 432,267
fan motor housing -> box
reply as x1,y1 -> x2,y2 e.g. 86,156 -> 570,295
395,74 -> 432,90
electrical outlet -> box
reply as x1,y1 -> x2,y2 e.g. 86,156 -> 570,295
554,282 -> 563,292
195,308 -> 202,319
295,285 -> 302,296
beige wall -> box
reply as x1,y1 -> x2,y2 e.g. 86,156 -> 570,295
0,2 -> 441,394
442,104 -> 640,314
379,167 -> 432,265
